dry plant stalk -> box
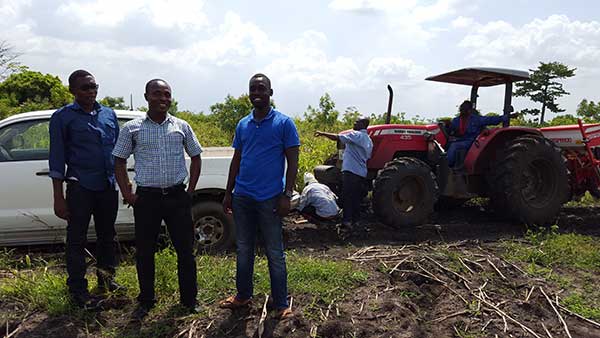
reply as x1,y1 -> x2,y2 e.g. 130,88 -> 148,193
540,287 -> 572,338
486,258 -> 507,280
258,295 -> 269,338
541,322 -> 554,338
473,292 -> 543,338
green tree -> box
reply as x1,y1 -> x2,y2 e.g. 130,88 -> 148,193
576,99 -> 600,123
0,70 -> 72,119
514,61 -> 576,125
0,41 -> 24,81
210,94 -> 254,136
99,96 -> 129,110
304,93 -> 339,128
547,114 -> 579,126
168,98 -> 179,116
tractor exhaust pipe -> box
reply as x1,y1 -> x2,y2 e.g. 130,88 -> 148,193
386,84 -> 393,124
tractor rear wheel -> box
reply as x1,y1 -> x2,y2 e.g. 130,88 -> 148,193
488,135 -> 569,224
373,158 -> 439,227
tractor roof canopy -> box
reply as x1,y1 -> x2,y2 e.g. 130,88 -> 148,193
426,67 -> 529,87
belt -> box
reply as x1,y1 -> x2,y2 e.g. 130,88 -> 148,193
137,184 -> 185,195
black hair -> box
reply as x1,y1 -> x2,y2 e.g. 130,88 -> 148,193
145,79 -> 170,93
249,73 -> 271,88
459,100 -> 473,113
68,69 -> 92,87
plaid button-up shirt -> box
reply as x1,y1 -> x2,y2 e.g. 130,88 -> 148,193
112,114 -> 202,188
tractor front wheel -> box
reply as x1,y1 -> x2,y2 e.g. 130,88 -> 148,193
488,135 -> 569,224
373,158 -> 439,227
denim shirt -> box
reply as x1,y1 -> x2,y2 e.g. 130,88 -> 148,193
49,102 -> 119,191
339,129 -> 373,178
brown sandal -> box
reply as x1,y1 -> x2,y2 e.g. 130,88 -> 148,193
218,295 -> 251,309
275,307 -> 294,319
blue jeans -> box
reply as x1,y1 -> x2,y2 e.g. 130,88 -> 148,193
232,194 -> 288,310
447,139 -> 472,167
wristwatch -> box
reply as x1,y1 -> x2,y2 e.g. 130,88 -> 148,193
284,190 -> 293,198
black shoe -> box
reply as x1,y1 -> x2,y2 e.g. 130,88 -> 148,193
70,292 -> 91,308
182,303 -> 202,314
132,304 -> 152,321
98,280 -> 126,293
336,223 -> 351,241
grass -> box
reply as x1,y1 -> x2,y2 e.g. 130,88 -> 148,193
502,226 -> 600,321
564,191 -> 600,208
503,225 -> 600,271
0,248 -> 368,318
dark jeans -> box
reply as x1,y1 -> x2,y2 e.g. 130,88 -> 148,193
133,186 -> 197,307
65,181 -> 118,295
232,194 -> 288,310
342,171 -> 366,224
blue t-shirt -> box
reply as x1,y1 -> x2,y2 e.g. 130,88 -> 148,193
339,129 -> 373,178
232,108 -> 300,201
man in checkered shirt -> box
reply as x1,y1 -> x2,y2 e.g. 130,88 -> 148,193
112,79 -> 202,319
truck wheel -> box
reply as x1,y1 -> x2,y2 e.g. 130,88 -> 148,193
192,201 -> 235,253
488,135 -> 569,224
373,158 -> 439,227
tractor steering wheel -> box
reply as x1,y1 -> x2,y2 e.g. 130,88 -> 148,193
437,121 -> 450,142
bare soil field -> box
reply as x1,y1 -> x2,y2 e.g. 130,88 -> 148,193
2,205 -> 600,338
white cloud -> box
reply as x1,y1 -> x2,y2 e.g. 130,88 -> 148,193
459,15 -> 600,68
0,0 -> 31,22
365,57 -> 427,83
329,0 -> 461,23
181,12 -> 281,66
265,31 -> 426,93
265,31 -> 361,90
451,16 -> 474,28
329,0 -> 418,13
57,0 -> 208,30
329,0 -> 464,46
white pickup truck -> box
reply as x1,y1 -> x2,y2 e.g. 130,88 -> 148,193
0,110 -> 235,252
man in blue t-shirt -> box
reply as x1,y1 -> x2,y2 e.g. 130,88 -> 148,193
315,117 -> 373,235
219,74 -> 300,320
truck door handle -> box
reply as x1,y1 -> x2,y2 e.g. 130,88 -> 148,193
35,169 -> 49,176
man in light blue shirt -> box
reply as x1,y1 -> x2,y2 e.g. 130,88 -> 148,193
315,117 -> 373,233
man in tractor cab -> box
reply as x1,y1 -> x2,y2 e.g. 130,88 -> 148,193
315,117 -> 373,238
446,100 -> 518,168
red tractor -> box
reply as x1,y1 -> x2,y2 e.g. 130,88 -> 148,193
314,67 -> 570,227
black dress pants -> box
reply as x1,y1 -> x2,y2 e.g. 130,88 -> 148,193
342,171 -> 366,224
133,186 -> 197,307
65,181 -> 118,295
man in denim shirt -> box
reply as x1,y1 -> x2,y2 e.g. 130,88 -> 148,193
219,74 -> 299,319
49,69 -> 122,307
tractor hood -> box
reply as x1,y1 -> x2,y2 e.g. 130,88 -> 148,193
426,67 -> 529,87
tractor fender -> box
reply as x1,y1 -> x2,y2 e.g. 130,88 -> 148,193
464,127 -> 542,175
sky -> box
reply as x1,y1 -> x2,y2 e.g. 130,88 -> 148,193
2,0 -> 600,119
